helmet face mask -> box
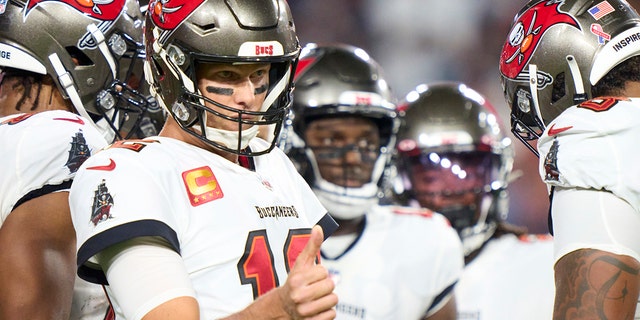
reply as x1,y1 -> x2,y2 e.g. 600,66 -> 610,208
499,0 -> 640,155
393,82 -> 513,256
144,0 -> 300,156
282,43 -> 398,221
399,150 -> 500,229
305,116 -> 381,189
97,78 -> 163,140
0,0 -> 157,141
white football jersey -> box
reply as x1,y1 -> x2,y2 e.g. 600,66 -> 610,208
537,97 -> 640,320
538,97 -> 640,211
320,205 -> 464,320
0,110 -> 110,320
456,234 -> 555,320
70,136 -> 336,319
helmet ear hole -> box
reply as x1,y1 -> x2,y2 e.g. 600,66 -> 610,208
66,46 -> 93,66
193,22 -> 217,31
551,72 -> 566,104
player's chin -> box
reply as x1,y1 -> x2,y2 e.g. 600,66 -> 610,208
331,178 -> 367,188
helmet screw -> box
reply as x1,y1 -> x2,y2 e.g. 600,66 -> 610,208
167,45 -> 186,66
97,90 -> 116,111
172,102 -> 190,122
109,34 -> 127,57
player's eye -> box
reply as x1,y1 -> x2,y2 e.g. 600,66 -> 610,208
217,71 -> 235,80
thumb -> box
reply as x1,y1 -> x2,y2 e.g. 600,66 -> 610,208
295,225 -> 324,268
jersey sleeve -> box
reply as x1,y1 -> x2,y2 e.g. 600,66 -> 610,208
389,207 -> 464,316
0,111 -> 107,221
70,144 -> 181,284
537,98 -> 640,212
425,213 -> 464,315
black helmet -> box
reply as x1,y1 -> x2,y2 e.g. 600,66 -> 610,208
394,82 -> 514,255
0,0 -> 155,141
499,0 -> 640,155
282,43 -> 398,220
144,0 -> 300,155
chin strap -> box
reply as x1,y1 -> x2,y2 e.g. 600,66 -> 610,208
87,23 -> 117,79
261,65 -> 291,112
566,55 -> 588,103
48,52 -> 117,142
528,63 -> 545,133
48,53 -> 91,121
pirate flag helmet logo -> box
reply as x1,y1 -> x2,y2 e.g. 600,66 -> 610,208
148,0 -> 206,31
499,0 -> 580,80
24,0 -> 126,21
499,0 -> 640,158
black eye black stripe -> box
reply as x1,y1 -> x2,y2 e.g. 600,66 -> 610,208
206,86 -> 233,96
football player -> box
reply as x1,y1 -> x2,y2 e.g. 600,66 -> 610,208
393,82 -> 554,319
283,43 -> 464,320
69,0 -> 338,319
0,0 -> 153,319
499,0 -> 640,318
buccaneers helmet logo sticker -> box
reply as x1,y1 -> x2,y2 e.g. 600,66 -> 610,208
499,0 -> 580,80
25,0 -> 125,21
148,0 -> 205,30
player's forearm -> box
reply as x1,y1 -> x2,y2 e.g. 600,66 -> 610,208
221,287 -> 290,320
223,284 -> 337,320
142,287 -> 289,320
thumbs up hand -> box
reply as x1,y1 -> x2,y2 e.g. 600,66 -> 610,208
280,225 -> 337,319
230,225 -> 338,320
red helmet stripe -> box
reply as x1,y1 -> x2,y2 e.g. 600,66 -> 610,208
25,0 -> 125,21
499,1 -> 580,79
